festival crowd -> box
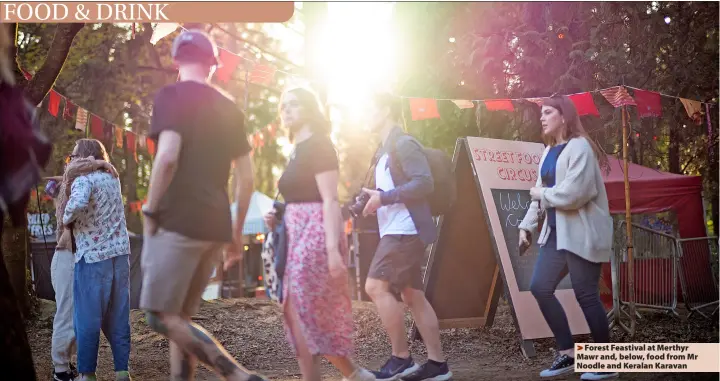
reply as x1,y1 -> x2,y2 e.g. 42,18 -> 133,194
1,27 -> 618,381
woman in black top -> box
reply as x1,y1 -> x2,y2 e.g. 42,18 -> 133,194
265,88 -> 374,381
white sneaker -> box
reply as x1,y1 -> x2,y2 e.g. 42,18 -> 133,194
343,368 -> 377,381
581,372 -> 619,380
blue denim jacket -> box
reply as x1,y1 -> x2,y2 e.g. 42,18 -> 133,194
373,127 -> 437,245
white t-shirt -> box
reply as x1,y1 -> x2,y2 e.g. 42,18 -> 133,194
375,153 -> 418,237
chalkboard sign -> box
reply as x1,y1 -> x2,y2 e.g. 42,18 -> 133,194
490,188 -> 572,292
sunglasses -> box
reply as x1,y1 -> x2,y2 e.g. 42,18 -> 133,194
65,154 -> 78,164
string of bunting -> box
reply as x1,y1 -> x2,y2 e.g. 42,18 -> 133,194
156,25 -> 715,144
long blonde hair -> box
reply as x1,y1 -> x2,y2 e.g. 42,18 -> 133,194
0,24 -> 15,85
541,95 -> 609,170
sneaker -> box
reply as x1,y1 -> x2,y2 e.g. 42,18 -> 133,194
401,361 -> 452,381
539,354 -> 575,377
247,375 -> 271,381
53,371 -> 75,381
54,363 -> 78,381
581,372 -> 619,380
371,356 -> 420,381
115,371 -> 132,381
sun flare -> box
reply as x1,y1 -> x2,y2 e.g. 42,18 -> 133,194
313,2 -> 397,123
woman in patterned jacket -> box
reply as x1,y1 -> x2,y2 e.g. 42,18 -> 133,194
48,155 -> 117,381
62,139 -> 132,381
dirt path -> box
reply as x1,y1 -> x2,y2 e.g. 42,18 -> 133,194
27,298 -> 718,380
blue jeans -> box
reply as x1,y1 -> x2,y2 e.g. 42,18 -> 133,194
74,255 -> 131,373
530,231 -> 609,351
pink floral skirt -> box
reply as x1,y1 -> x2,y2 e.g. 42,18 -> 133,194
282,202 -> 353,357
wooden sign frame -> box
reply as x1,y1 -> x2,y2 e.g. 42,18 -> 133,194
414,137 -> 590,358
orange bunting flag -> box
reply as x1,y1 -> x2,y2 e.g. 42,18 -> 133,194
680,98 -> 703,125
409,98 -> 440,121
48,90 -> 62,117
451,100 -> 474,109
216,49 -> 242,83
146,138 -> 156,156
599,86 -> 636,108
249,63 -> 276,85
75,108 -> 88,132
483,99 -> 515,112
568,93 -> 600,116
115,127 -> 124,148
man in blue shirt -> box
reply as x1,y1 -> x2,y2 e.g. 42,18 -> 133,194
360,92 -> 452,381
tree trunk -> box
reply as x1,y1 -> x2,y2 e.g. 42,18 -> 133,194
5,23 -> 86,314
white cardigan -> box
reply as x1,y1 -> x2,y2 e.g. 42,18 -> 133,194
519,137 -> 613,263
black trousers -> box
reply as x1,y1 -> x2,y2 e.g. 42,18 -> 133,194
0,212 -> 38,380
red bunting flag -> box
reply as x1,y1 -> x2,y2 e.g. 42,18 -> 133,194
115,126 -> 124,148
568,93 -> 600,116
249,64 -> 276,85
216,49 -> 242,83
633,89 -> 662,118
103,121 -> 115,153
409,98 -> 440,121
90,114 -> 104,139
600,86 -> 636,108
63,100 -> 77,121
484,99 -> 515,112
48,90 -> 61,117
21,68 -> 33,80
146,137 -> 156,156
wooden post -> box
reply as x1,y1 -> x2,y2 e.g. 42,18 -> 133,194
621,106 -> 636,335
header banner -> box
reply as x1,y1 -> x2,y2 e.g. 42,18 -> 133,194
0,2 -> 294,23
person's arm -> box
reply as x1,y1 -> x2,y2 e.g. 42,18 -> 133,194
144,130 -> 182,213
540,138 -> 598,211
231,154 -> 255,239
62,176 -> 92,226
519,148 -> 548,233
379,136 -> 434,206
317,169 -> 342,253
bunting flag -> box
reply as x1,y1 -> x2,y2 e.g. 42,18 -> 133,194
216,49 -> 242,83
409,98 -> 440,121
525,98 -> 545,107
90,114 -> 104,139
63,100 -> 77,121
150,23 -> 179,45
600,86 -> 637,108
568,92 -> 600,116
633,89 -> 662,118
115,126 -> 125,148
126,131 -> 137,160
680,98 -> 703,125
451,100 -> 474,109
484,99 -> 515,112
75,107 -> 88,132
48,90 -> 61,117
146,137 -> 156,156
103,121 -> 115,152
249,63 -> 276,85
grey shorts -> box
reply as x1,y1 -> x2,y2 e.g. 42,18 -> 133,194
140,229 -> 224,316
368,234 -> 425,293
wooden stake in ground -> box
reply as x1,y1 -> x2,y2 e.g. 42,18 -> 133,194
622,105 -> 637,336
